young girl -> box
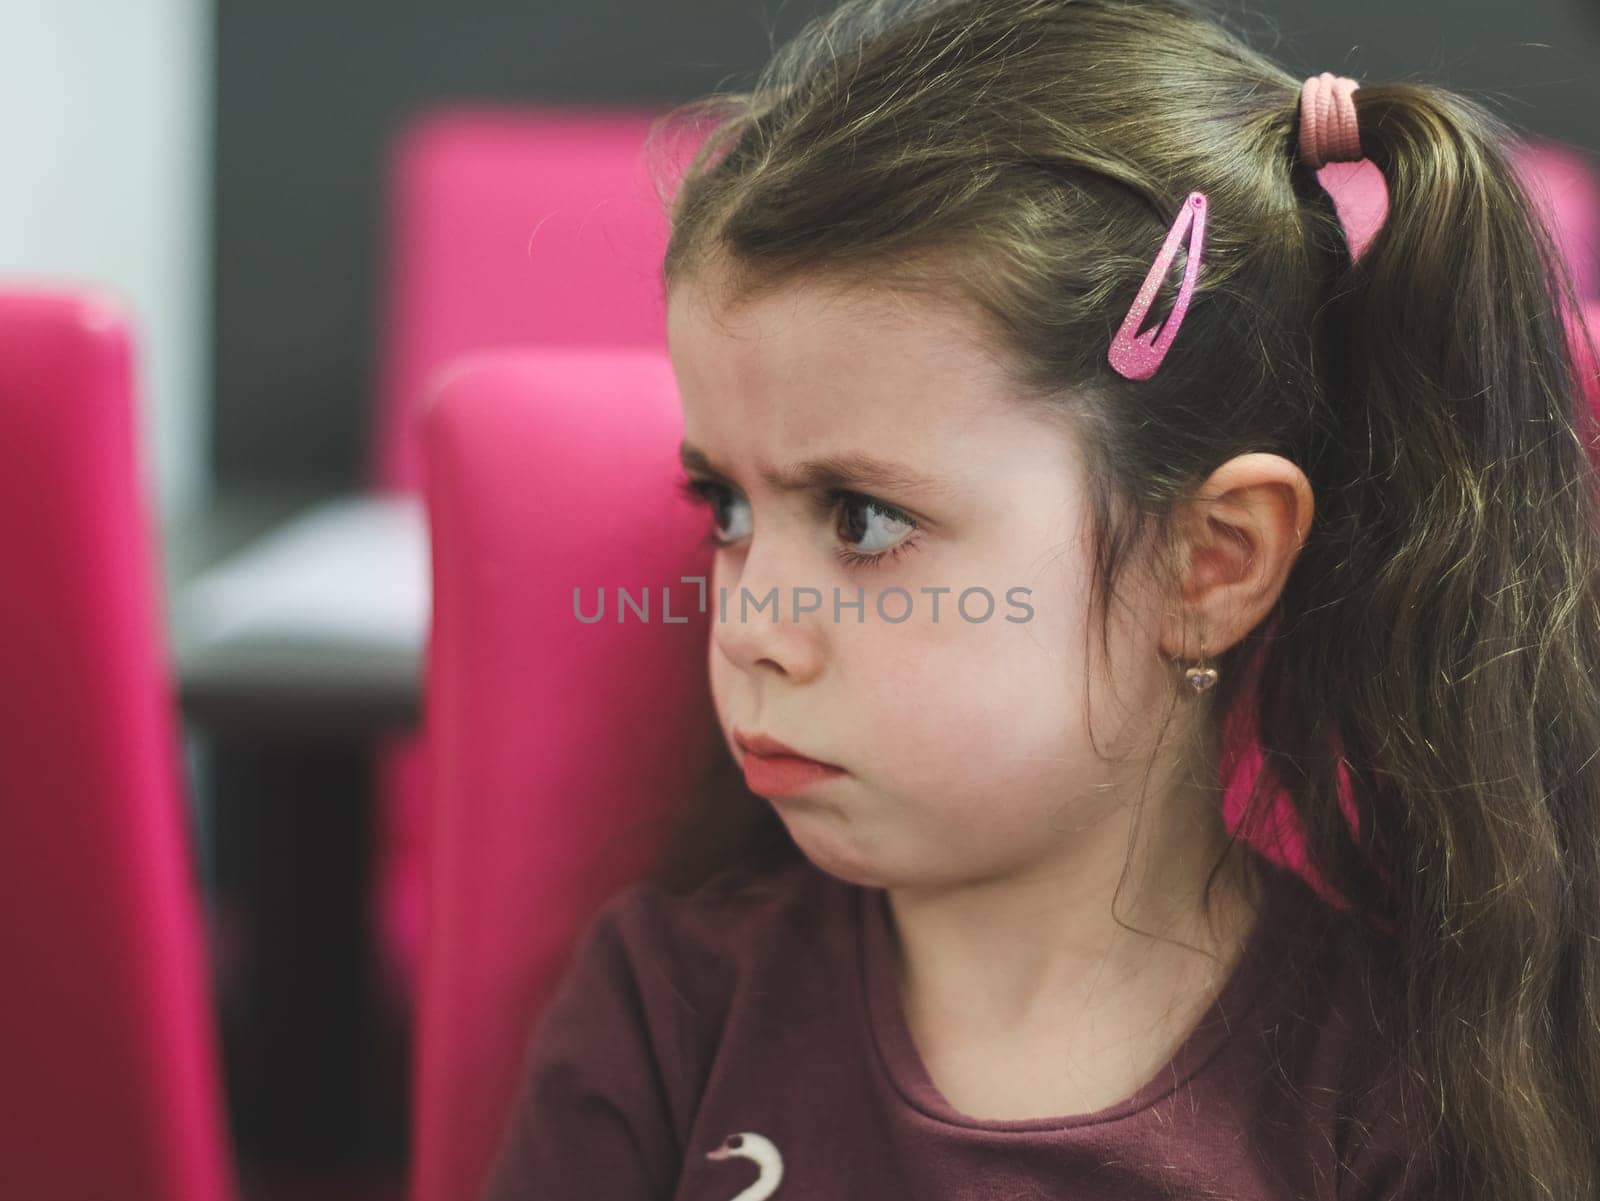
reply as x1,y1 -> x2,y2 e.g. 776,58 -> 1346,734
480,0 -> 1600,1197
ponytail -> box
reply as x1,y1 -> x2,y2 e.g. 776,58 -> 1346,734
1264,80 -> 1600,1199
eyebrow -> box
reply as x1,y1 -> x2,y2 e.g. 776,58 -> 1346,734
678,442 -> 957,499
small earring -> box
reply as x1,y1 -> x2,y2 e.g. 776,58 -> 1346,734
1183,634 -> 1219,694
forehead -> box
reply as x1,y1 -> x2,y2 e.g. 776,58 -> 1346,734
666,268 -> 1022,453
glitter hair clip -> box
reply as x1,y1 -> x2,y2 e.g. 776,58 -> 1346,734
1107,191 -> 1208,381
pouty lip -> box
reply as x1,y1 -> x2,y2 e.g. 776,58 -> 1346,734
733,728 -> 841,769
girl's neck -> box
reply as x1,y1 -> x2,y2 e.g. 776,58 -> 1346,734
882,778 -> 1258,1037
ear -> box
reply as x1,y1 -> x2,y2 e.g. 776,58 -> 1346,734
1158,453 -> 1314,661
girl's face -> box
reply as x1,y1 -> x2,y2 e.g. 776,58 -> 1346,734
666,268 -> 1179,894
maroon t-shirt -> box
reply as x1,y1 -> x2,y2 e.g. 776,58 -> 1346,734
479,852 -> 1436,1200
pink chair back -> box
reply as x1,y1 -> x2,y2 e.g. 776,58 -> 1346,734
1512,137 -> 1600,301
1574,300 -> 1600,421
1314,158 -> 1389,264
412,347 -> 721,1201
371,105 -> 681,493
1313,137 -> 1600,295
0,290 -> 235,1201
368,103 -> 690,1011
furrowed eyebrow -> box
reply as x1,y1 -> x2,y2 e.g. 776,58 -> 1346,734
678,442 -> 957,498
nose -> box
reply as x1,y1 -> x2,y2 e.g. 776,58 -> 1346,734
710,531 -> 826,683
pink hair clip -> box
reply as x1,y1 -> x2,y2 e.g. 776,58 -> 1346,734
1107,191 -> 1208,381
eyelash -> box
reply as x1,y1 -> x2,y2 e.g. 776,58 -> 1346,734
674,475 -> 923,570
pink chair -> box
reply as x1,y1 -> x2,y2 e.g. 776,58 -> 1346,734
1313,136 -> 1600,295
1512,136 -> 1600,301
372,103 -> 682,494
366,104 -> 688,1012
0,290 -> 235,1201
411,347 -> 722,1201
1573,300 -> 1600,424
1312,158 -> 1389,264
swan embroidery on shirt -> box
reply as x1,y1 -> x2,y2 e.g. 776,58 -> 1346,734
705,1131 -> 785,1199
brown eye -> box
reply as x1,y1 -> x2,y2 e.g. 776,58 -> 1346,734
828,490 -> 921,569
836,491 -> 916,554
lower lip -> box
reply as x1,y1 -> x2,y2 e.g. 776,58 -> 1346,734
740,751 -> 846,797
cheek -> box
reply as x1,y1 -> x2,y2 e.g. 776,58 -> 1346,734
839,598 -> 1096,802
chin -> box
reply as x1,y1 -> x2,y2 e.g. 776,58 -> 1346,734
775,815 -> 875,887
807,858 -> 889,891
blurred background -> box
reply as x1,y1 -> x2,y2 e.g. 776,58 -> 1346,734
2,1 -> 1596,1199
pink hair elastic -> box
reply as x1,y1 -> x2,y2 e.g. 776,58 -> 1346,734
1107,190 -> 1207,382
1298,72 -> 1363,169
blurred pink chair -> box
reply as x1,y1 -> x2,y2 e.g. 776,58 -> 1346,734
411,347 -> 721,1201
1574,300 -> 1600,423
1313,158 -> 1389,265
1512,136 -> 1600,301
1312,135 -> 1600,295
372,103 -> 683,493
0,290 -> 236,1201
366,104 -> 687,1013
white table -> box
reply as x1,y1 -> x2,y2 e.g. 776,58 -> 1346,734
163,488 -> 429,736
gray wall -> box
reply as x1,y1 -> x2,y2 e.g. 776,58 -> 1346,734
212,0 -> 1600,490
2,0 -> 212,520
